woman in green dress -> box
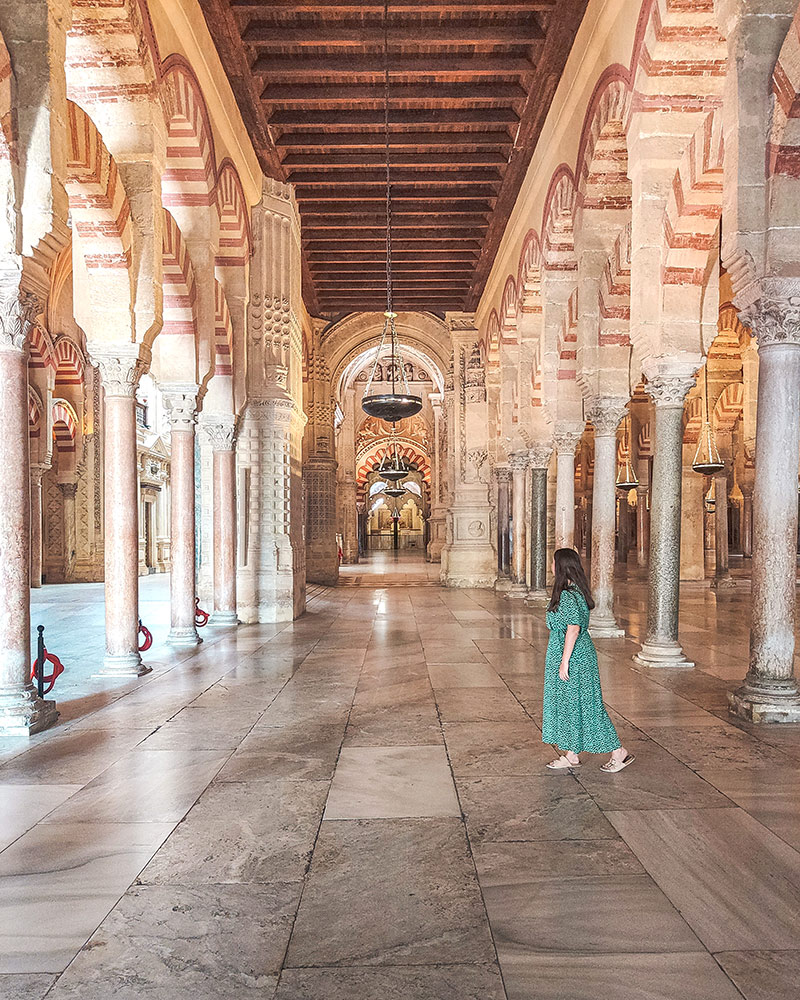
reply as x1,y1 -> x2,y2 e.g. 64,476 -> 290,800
542,548 -> 635,773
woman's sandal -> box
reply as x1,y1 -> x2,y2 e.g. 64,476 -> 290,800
546,755 -> 581,770
600,753 -> 636,773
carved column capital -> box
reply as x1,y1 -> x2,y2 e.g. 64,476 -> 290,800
30,463 -> 50,483
528,440 -> 554,469
495,465 -> 512,485
162,385 -> 199,432
509,451 -> 529,472
585,396 -> 628,437
202,415 -> 237,452
737,277 -> 800,349
645,373 -> 696,408
0,285 -> 42,354
553,430 -> 581,455
92,348 -> 146,398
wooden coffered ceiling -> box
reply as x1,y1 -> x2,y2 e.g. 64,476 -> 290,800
199,0 -> 588,317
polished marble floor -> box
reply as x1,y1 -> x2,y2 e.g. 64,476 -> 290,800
3,554 -> 800,998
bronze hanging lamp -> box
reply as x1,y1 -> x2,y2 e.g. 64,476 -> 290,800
361,0 -> 422,423
616,345 -> 639,490
692,362 -> 724,475
378,425 -> 409,482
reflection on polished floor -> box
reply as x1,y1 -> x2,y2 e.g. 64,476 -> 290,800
2,553 -> 800,999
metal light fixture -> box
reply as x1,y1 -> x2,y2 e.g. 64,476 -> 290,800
384,484 -> 408,498
616,348 -> 639,491
361,0 -> 422,424
378,426 -> 408,482
692,363 -> 724,475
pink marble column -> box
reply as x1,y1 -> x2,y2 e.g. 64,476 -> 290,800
95,353 -> 149,676
204,418 -> 238,626
29,464 -> 47,588
164,389 -> 201,646
59,481 -> 78,582
0,289 -> 58,732
554,431 -> 581,549
509,452 -> 528,596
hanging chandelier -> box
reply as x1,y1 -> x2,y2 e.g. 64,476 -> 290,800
378,428 -> 409,482
360,0 -> 422,424
384,483 -> 408,498
616,348 -> 639,490
692,362 -> 724,475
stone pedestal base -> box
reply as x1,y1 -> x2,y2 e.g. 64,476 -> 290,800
591,615 -> 626,639
208,611 -> 239,627
441,547 -> 496,589
633,641 -> 694,669
98,653 -> 152,678
0,690 -> 60,735
507,583 -> 528,599
729,676 -> 800,723
524,588 -> 549,607
166,628 -> 202,647
494,577 -> 512,593
711,575 -> 737,591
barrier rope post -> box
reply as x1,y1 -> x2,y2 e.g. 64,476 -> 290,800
36,625 -> 45,700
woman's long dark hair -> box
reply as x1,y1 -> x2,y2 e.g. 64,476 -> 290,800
548,547 -> 595,612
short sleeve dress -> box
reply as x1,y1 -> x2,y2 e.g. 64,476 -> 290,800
542,586 -> 621,755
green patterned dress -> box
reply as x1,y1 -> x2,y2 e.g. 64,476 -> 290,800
542,586 -> 621,754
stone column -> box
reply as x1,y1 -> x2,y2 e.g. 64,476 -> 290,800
0,289 -> 59,732
509,453 -> 528,596
93,351 -> 150,676
712,471 -> 735,590
741,487 -> 753,559
636,460 -> 650,569
338,387 -> 359,564
440,314 -> 496,588
30,463 -> 47,588
304,346 -> 339,586
163,387 -> 201,646
587,398 -> 627,637
427,392 -> 447,562
554,431 -> 581,549
730,284 -> 800,722
495,466 -> 511,586
58,482 -> 78,582
204,417 -> 238,625
526,441 -> 552,603
633,372 -> 697,668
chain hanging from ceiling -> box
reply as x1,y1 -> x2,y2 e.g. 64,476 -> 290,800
361,0 -> 423,424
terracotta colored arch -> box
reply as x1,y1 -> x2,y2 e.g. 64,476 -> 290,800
161,56 -> 218,211
216,159 -> 252,267
598,225 -> 632,348
499,276 -> 518,342
638,421 -> 652,458
683,395 -> 704,445
770,9 -> 800,177
541,167 -> 578,273
558,289 -> 578,382
356,440 -> 432,488
713,382 -> 744,433
214,281 -> 233,376
28,324 -> 55,372
484,309 -> 501,367
28,387 -> 42,441
54,337 -> 84,388
517,229 -> 543,304
162,209 -> 198,339
52,399 -> 78,454
577,77 -> 631,212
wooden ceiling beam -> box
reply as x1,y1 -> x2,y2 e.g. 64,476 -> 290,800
301,204 -> 491,218
261,82 -> 528,103
244,21 -> 544,45
253,53 -> 535,76
311,264 -> 474,273
304,238 -> 482,249
231,1 -> 555,10
283,151 -> 508,167
277,131 -> 512,148
308,252 -> 480,262
291,170 -> 503,187
296,190 -> 499,204
271,108 -> 520,127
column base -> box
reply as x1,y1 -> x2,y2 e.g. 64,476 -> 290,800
711,575 -> 737,591
97,652 -> 152,678
0,689 -> 60,735
506,583 -> 528,599
494,577 -> 512,593
207,611 -> 239,627
166,627 -> 202,647
590,614 -> 626,639
632,640 -> 694,669
728,675 -> 800,724
524,588 -> 549,607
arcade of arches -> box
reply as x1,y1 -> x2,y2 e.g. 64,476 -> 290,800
3,0 -> 800,996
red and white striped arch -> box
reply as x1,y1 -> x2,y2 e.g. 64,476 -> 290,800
214,281 -> 233,376
558,289 -> 578,382
499,276 -> 518,345
53,338 -> 84,389
682,394 -> 705,445
52,399 -> 78,454
0,30 -> 14,165
598,225 -> 631,348
28,324 -> 55,373
216,160 -> 252,269
356,440 -> 431,489
28,388 -> 42,443
577,78 -> 631,216
161,57 -> 217,212
162,209 -> 197,339
542,169 -> 578,274
770,9 -> 800,178
638,421 -> 652,458
484,309 -> 501,368
713,382 -> 744,433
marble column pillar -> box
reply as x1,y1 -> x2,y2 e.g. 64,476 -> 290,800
94,352 -> 150,676
0,290 -> 59,732
163,388 -> 201,646
712,471 -> 735,590
636,468 -> 650,570
204,418 -> 238,626
633,373 -> 696,668
495,466 -> 511,588
526,441 -> 552,603
554,432 -> 580,549
509,453 -> 528,596
59,482 -> 78,582
741,489 -> 753,559
29,463 -> 47,588
587,399 -> 627,637
730,287 -> 800,721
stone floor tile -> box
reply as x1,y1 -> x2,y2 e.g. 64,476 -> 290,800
698,767 -> 800,850
421,643 -> 488,664
139,779 -> 330,885
274,965 -> 507,1000
715,950 -> 800,1000
647,724 -> 794,770
435,686 -> 528,722
217,724 -> 345,781
343,706 -> 442,746
473,838 -> 644,883
286,818 -> 495,967
0,728 -> 153,785
498,952 -> 744,1000
485,874 -> 702,957
459,775 -> 616,842
47,883 -> 300,999
607,807 -> 800,951
0,784 -> 81,852
427,661 -> 505,688
443,721 -> 542,776
324,746 -> 460,819
0,976 -> 57,1000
